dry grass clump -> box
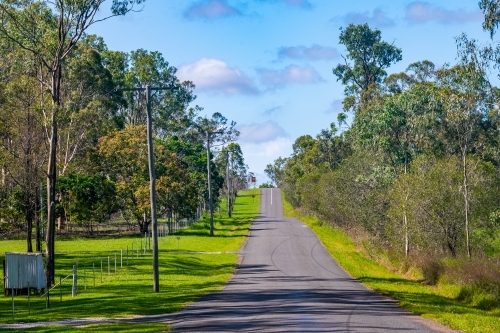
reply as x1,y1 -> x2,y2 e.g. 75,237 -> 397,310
445,259 -> 500,310
414,255 -> 444,285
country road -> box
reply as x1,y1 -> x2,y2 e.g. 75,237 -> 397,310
0,188 -> 456,332
168,188 -> 455,332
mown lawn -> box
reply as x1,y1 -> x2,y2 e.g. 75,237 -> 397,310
0,189 -> 260,331
18,323 -> 170,333
282,193 -> 500,333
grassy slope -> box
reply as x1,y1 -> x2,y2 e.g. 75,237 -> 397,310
282,194 -> 500,333
0,189 -> 260,331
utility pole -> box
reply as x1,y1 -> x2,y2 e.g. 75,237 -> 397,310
206,132 -> 213,236
226,149 -> 231,217
145,85 -> 159,292
117,84 -> 174,293
204,130 -> 222,236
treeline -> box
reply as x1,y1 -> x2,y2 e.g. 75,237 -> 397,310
267,17 -> 500,260
0,1 -> 249,256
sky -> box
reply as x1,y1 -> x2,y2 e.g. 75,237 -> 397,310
88,0 -> 490,184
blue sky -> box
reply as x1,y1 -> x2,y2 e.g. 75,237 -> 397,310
88,0 -> 489,184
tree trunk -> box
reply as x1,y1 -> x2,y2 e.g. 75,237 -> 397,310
463,152 -> 471,258
57,216 -> 63,231
403,157 -> 409,257
36,184 -> 42,252
46,65 -> 61,288
26,205 -> 33,253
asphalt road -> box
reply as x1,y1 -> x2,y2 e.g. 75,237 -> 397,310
169,188 -> 455,333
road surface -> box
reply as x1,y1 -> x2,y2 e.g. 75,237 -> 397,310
169,188 -> 454,332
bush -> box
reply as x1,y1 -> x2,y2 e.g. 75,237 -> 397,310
448,259 -> 500,310
417,255 -> 443,285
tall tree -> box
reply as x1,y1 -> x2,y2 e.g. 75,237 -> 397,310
193,112 -> 239,235
0,0 -> 145,286
106,48 -> 198,137
332,23 -> 402,110
0,70 -> 46,252
264,157 -> 287,188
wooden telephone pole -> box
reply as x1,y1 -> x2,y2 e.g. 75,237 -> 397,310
117,84 -> 173,292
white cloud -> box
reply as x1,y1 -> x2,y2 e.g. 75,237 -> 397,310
257,64 -> 324,89
278,44 -> 338,61
405,2 -> 482,25
237,121 -> 288,144
343,8 -> 396,28
177,58 -> 258,95
184,0 -> 240,20
239,137 -> 293,178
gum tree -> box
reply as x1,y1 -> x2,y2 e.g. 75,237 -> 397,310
0,0 -> 146,286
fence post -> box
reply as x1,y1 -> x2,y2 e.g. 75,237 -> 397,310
28,283 -> 30,315
72,265 -> 77,297
11,288 -> 14,320
114,253 -> 117,274
121,249 -> 123,268
100,260 -> 103,283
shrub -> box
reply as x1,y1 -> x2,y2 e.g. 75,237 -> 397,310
448,259 -> 500,310
417,255 -> 443,285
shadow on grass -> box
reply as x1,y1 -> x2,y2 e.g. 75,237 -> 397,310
0,189 -> 260,325
0,254 -> 238,324
12,323 -> 170,333
358,276 -> 488,316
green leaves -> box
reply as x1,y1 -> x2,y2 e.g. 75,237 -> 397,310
333,23 -> 402,100
480,0 -> 500,38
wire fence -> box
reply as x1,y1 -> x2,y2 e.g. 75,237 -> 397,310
4,218 -> 202,320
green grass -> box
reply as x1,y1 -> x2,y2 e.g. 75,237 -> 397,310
0,189 -> 260,328
282,194 -> 500,333
8,323 -> 170,333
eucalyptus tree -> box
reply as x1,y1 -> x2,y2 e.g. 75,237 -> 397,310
192,112 -> 239,235
225,142 -> 248,194
264,157 -> 287,188
436,63 -> 491,258
105,48 -> 198,137
333,23 -> 402,111
388,155 -> 500,257
58,40 -> 123,176
0,49 -> 46,252
0,0 -> 146,286
216,142 -> 247,216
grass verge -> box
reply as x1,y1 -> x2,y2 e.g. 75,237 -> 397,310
282,193 -> 500,333
17,323 -> 170,333
0,189 -> 260,330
